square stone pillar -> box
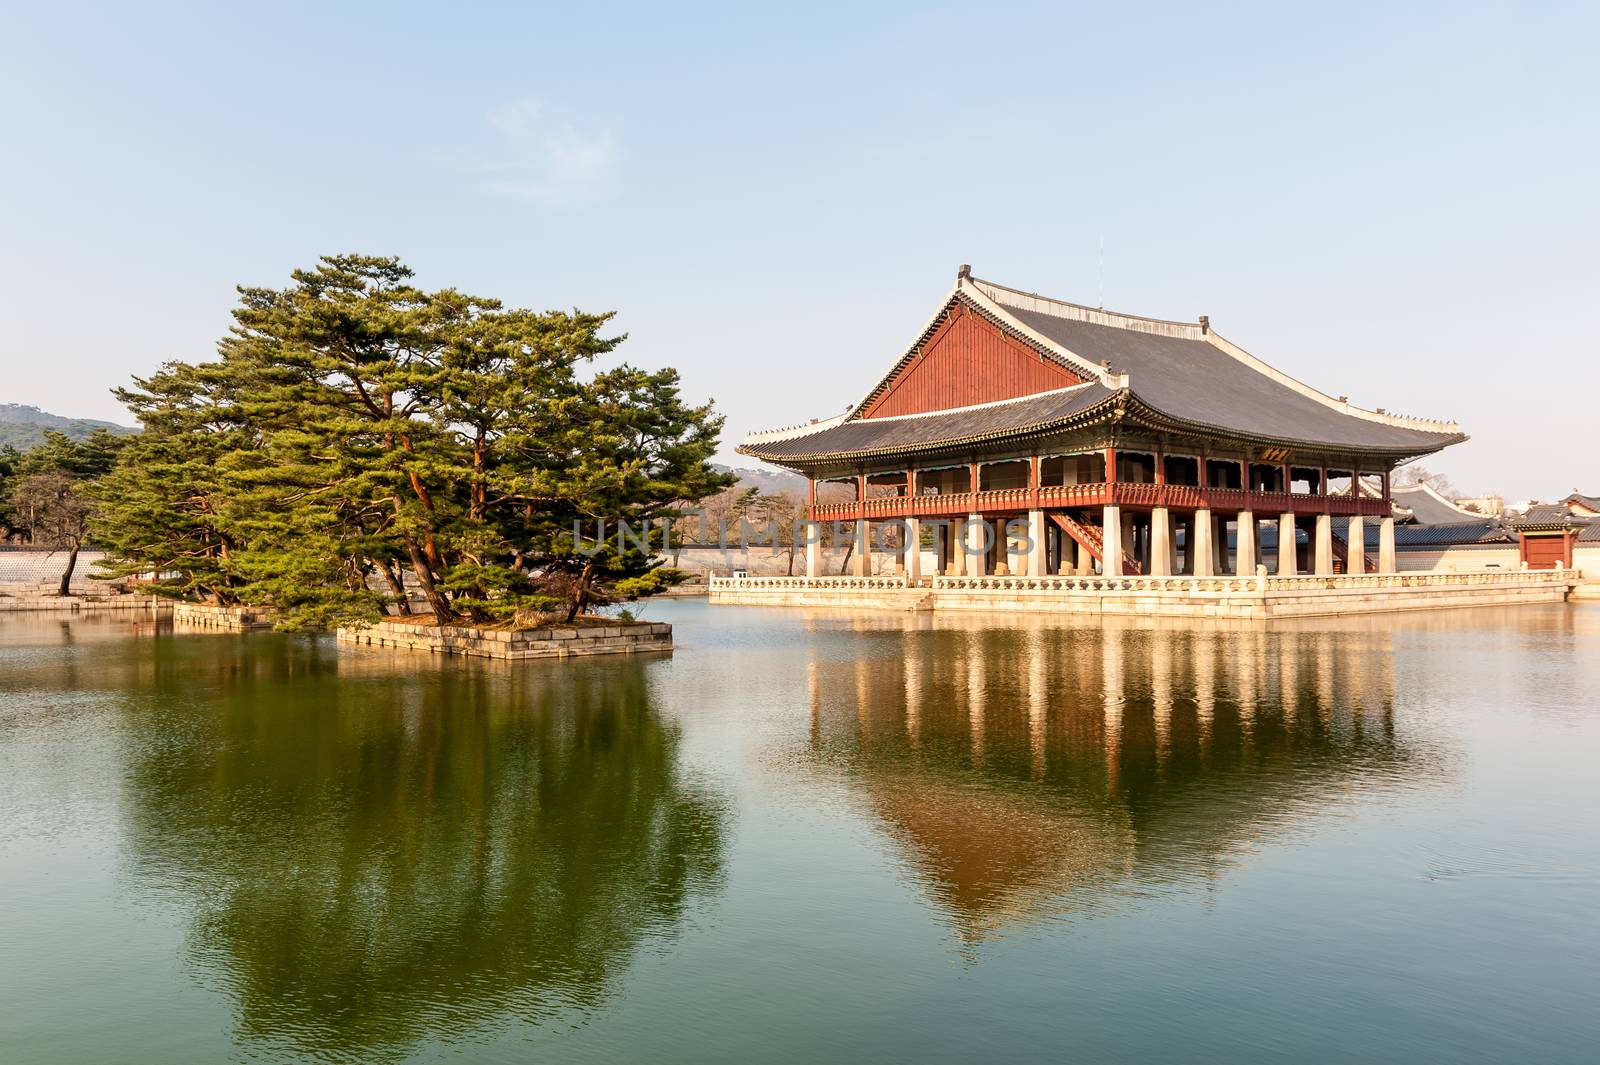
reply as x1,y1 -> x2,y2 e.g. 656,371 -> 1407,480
903,518 -> 922,582
1314,514 -> 1334,575
966,514 -> 987,577
1237,511 -> 1257,575
1192,508 -> 1215,576
1379,516 -> 1397,574
1027,509 -> 1047,577
1077,538 -> 1096,575
1101,505 -> 1123,576
992,518 -> 1011,575
805,533 -> 822,578
1149,507 -> 1173,576
1346,515 -> 1366,574
852,520 -> 870,576
1278,513 -> 1297,576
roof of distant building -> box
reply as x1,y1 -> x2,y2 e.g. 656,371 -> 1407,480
1391,482 -> 1479,526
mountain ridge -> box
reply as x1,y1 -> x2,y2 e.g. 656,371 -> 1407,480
0,404 -> 137,450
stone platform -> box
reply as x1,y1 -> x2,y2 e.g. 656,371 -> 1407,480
708,569 -> 1580,619
336,618 -> 672,660
171,602 -> 277,630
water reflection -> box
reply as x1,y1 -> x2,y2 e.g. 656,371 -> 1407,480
801,616 -> 1438,945
98,638 -> 726,1061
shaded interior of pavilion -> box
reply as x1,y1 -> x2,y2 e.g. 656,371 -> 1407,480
816,449 -> 1396,578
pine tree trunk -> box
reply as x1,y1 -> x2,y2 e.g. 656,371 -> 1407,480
565,558 -> 598,623
377,560 -> 412,615
404,537 -> 454,621
57,544 -> 80,597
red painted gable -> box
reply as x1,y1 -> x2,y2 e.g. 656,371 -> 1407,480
859,301 -> 1079,419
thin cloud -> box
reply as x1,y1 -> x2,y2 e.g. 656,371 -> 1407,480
484,98 -> 618,207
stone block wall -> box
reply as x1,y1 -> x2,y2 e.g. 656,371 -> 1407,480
337,620 -> 672,660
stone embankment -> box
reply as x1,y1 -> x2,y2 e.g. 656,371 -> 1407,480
336,618 -> 672,660
171,602 -> 277,630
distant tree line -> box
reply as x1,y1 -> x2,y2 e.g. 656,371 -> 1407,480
0,429 -> 125,594
80,255 -> 732,628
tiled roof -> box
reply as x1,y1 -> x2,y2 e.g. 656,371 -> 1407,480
1565,492 -> 1600,513
739,384 -> 1115,463
742,272 -> 1465,466
999,303 -> 1458,452
1509,504 -> 1580,530
1391,483 -> 1479,525
1376,519 -> 1515,548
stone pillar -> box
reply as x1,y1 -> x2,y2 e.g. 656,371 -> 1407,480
1192,508 -> 1215,576
1150,507 -> 1173,576
1101,506 -> 1123,576
903,518 -> 921,582
1237,511 -> 1257,576
1314,514 -> 1334,575
966,513 -> 987,577
1346,515 -> 1366,574
1278,513 -> 1297,576
1379,516 -> 1397,574
1077,538 -> 1096,575
853,520 -> 870,576
1028,509 -> 1047,577
805,533 -> 822,578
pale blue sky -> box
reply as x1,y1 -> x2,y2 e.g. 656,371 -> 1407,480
2,1 -> 1594,499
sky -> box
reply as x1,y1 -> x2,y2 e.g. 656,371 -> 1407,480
1,1 -> 1595,500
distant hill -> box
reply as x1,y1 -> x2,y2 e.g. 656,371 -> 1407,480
0,404 -> 137,451
715,463 -> 809,496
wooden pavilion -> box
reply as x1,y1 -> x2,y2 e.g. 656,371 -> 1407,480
739,267 -> 1466,580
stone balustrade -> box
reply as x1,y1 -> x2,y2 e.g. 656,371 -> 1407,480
708,568 -> 1578,618
708,575 -> 910,591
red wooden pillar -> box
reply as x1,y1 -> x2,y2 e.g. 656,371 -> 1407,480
807,477 -> 816,521
1028,455 -> 1040,509
1104,447 -> 1118,483
1381,469 -> 1391,506
969,461 -> 981,499
1318,465 -> 1328,511
905,468 -> 917,518
1281,462 -> 1292,496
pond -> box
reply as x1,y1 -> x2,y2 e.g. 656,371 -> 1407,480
1,602 -> 1596,1063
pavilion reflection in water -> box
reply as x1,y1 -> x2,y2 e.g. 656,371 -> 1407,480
802,615 -> 1433,944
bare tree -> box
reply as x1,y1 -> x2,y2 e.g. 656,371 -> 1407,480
10,471 -> 93,595
1394,464 -> 1460,499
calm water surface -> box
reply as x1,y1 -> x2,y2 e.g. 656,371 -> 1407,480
1,602 -> 1597,1063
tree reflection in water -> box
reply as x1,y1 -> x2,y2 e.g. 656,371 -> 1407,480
117,638 -> 727,1061
800,616 -> 1441,946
